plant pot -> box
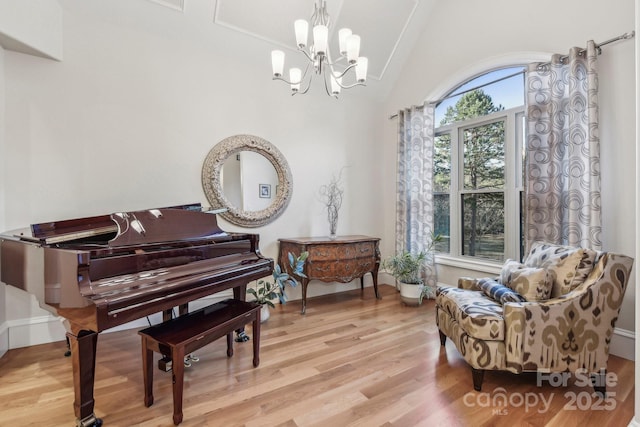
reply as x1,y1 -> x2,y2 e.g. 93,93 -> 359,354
260,304 -> 270,323
399,282 -> 425,306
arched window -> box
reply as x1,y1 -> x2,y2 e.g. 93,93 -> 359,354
433,67 -> 525,262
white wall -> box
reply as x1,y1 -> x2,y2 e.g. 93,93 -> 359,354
2,0 -> 384,346
383,0 -> 636,354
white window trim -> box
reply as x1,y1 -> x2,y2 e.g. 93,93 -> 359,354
435,254 -> 503,276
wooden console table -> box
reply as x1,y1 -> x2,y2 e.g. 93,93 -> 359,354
278,235 -> 381,314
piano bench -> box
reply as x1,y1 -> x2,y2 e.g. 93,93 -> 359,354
138,299 -> 261,425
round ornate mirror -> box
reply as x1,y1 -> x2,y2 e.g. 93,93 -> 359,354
202,135 -> 293,227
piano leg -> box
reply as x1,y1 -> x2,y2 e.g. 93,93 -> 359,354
67,329 -> 103,427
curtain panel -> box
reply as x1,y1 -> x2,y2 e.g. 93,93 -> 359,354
525,40 -> 601,250
395,103 -> 437,287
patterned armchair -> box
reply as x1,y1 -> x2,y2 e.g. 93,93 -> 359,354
435,242 -> 634,392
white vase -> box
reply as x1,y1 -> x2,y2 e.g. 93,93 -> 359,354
399,282 -> 425,306
260,304 -> 270,323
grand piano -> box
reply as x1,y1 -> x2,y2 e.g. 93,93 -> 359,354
0,204 -> 273,427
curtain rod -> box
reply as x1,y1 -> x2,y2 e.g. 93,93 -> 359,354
597,30 -> 635,49
388,30 -> 635,120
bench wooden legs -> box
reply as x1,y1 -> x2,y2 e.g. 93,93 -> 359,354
252,316 -> 260,367
141,336 -> 154,408
171,346 -> 186,425
226,333 -> 233,357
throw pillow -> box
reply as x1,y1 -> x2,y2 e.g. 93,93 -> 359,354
542,249 -> 585,297
500,259 -> 525,285
505,267 -> 553,301
524,242 -> 594,297
478,278 -> 527,304
524,241 -> 572,267
569,248 -> 599,289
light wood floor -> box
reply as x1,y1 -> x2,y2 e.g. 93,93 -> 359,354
0,284 -> 634,427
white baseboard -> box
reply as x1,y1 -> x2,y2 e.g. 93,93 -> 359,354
0,321 -> 8,358
610,327 -> 635,361
7,315 -> 67,348
628,417 -> 640,427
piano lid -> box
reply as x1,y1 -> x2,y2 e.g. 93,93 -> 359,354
28,203 -> 218,245
108,208 -> 227,247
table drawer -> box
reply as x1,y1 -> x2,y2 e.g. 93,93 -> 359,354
307,259 -> 376,283
307,241 -> 376,261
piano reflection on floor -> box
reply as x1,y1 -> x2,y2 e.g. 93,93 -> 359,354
0,204 -> 273,427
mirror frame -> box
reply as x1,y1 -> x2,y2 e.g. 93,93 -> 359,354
201,134 -> 293,227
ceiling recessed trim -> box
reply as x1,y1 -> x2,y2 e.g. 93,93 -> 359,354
146,0 -> 186,13
212,0 -> 311,64
375,0 -> 420,81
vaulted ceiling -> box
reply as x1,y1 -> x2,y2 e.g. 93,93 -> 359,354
0,0 -> 436,100
148,0 -> 436,98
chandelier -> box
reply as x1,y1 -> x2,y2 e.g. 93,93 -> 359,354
270,0 -> 368,98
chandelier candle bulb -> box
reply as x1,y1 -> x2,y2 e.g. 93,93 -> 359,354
355,57 -> 368,82
290,68 -> 302,92
294,19 -> 308,48
338,28 -> 352,55
313,25 -> 328,55
271,50 -> 285,77
346,34 -> 360,63
330,72 -> 342,95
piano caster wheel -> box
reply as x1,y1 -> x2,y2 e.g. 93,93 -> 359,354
235,331 -> 250,342
185,353 -> 199,367
76,414 -> 103,427
183,355 -> 198,368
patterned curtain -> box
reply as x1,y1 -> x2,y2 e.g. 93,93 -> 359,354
396,103 -> 437,288
525,40 -> 601,250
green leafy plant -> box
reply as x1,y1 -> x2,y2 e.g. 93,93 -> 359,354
247,251 -> 308,308
381,251 -> 428,284
381,234 -> 443,303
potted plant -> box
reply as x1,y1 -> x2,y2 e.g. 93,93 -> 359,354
382,235 -> 442,306
247,251 -> 308,321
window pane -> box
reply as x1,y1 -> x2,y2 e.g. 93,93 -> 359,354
434,193 -> 450,253
461,193 -> 504,261
434,134 -> 451,193
435,67 -> 525,125
463,121 -> 505,190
